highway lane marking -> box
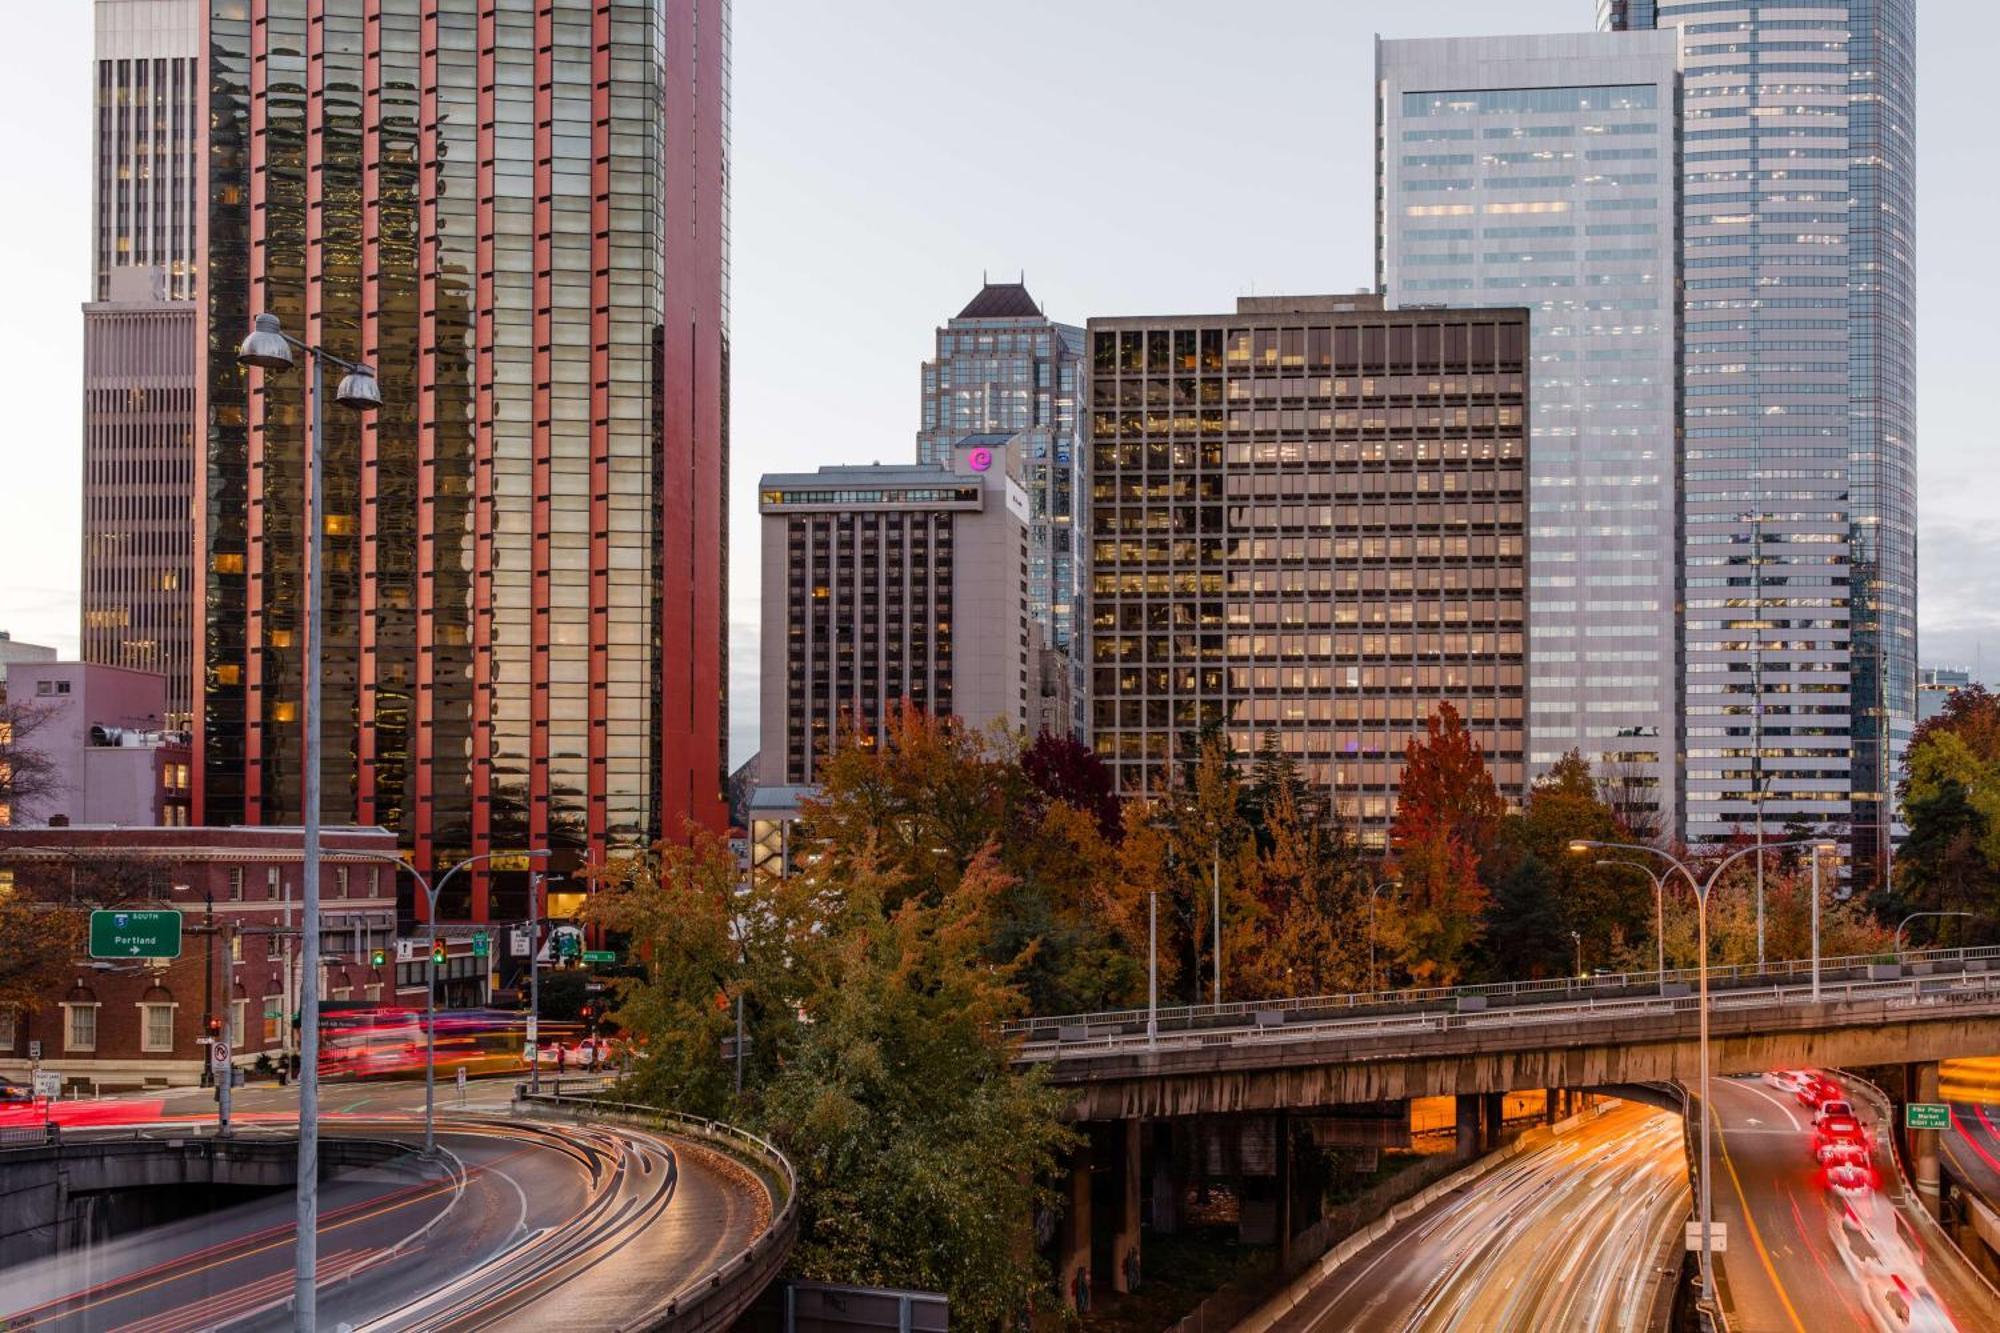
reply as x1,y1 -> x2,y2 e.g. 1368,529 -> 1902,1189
1711,1089 -> 1809,1333
1734,1078 -> 1806,1132
3,1132 -> 553,1330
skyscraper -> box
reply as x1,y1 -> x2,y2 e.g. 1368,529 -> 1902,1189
1376,32 -> 1683,839
1605,0 -> 1916,886
197,0 -> 731,921
81,0 -> 202,730
917,283 -> 1084,674
1085,296 -> 1531,846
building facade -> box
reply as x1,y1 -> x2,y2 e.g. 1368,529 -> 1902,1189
1085,296 -> 1531,846
1606,0 -> 1918,885
0,824 -> 401,1093
1376,32 -> 1682,839
1916,666 -> 1972,726
758,444 -> 1035,787
82,0 -> 202,731
2,661 -> 191,829
0,633 -> 59,692
917,282 -> 1085,728
196,0 -> 731,922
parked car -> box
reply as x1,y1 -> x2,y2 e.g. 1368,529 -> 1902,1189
0,1077 -> 31,1104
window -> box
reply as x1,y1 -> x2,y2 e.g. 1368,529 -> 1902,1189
229,999 -> 246,1048
65,1004 -> 98,1052
230,931 -> 243,963
335,866 -> 348,898
0,1007 -> 14,1050
229,866 -> 244,900
262,999 -> 281,1043
140,1002 -> 174,1052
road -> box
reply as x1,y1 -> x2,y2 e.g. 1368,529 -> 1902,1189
1941,1057 -> 2000,1206
1705,1072 -> 1994,1332
1264,1101 -> 1687,1332
0,1080 -> 776,1331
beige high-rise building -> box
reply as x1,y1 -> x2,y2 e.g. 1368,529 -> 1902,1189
758,439 -> 1037,787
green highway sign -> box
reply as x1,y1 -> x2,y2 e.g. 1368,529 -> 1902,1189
582,950 -> 616,964
1906,1102 -> 1951,1131
89,909 -> 183,960
471,931 -> 490,957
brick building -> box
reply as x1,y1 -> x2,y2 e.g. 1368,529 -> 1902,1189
0,825 -> 405,1092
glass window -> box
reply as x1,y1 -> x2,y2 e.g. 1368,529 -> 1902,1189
229,999 -> 246,1048
66,1004 -> 98,1052
141,1003 -> 175,1052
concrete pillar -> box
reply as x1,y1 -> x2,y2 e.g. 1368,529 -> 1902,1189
1456,1093 -> 1481,1158
1545,1088 -> 1560,1124
1059,1135 -> 1093,1309
1276,1109 -> 1294,1272
1912,1061 -> 1942,1218
1113,1119 -> 1141,1293
1482,1091 -> 1505,1151
1150,1121 -> 1181,1235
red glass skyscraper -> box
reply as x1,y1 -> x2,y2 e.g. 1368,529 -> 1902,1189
195,0 -> 730,921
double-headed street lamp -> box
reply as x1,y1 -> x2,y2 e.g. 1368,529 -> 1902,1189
1595,858 -> 1670,989
338,847 -> 549,1152
237,312 -> 379,1333
1568,836 -> 1834,1310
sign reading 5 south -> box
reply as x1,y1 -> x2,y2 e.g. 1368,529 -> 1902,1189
89,909 -> 184,960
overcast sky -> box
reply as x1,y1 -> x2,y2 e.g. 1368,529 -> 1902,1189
2,2 -> 1995,767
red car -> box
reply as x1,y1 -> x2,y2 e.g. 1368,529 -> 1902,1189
1815,1110 -> 1868,1165
1798,1075 -> 1844,1110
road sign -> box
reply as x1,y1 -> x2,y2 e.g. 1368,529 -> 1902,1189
510,925 -> 531,956
26,1040 -> 40,1061
1906,1102 -> 1951,1131
88,909 -> 183,960
582,950 -> 615,964
396,938 -> 415,963
526,1018 -> 539,1044
472,931 -> 490,958
209,1041 -> 231,1070
1685,1221 -> 1728,1254
31,1071 -> 60,1100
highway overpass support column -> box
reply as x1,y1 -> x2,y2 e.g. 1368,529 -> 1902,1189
1150,1121 -> 1182,1234
1482,1092 -> 1505,1152
1456,1093 -> 1480,1158
1911,1060 -> 1942,1218
1059,1135 -> 1092,1308
1113,1120 -> 1141,1293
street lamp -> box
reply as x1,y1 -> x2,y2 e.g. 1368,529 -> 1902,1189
237,311 -> 378,1333
338,847 -> 549,1152
1366,880 -> 1398,994
1571,929 -> 1583,978
1895,910 -> 1976,957
1568,834 -> 1831,1310
1596,858 -> 1669,990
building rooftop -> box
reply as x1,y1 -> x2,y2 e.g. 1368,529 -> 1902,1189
760,462 -> 959,489
956,282 -> 1044,320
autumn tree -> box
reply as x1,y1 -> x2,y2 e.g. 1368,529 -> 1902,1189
1020,732 -> 1121,841
1892,685 -> 2000,937
1387,703 -> 1503,984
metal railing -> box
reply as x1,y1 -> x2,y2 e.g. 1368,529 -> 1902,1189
516,1093 -> 798,1333
1016,968 -> 2000,1066
1001,944 -> 2000,1045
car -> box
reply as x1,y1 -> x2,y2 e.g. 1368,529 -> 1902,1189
1814,1097 -> 1857,1128
0,1077 -> 31,1104
1816,1112 -> 1868,1164
1824,1160 -> 1873,1196
1764,1069 -> 1813,1096
1798,1075 -> 1844,1109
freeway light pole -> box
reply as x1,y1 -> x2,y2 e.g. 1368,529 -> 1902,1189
1147,886 -> 1158,1047
237,312 -> 380,1333
1895,911 -> 1975,958
1597,859 -> 1669,991
337,847 -> 549,1152
1365,880 -> 1398,994
1569,834 -> 1833,1309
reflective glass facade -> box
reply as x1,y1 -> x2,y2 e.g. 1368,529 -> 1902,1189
197,0 -> 730,921
1085,299 -> 1531,848
1608,0 -> 1917,886
1377,33 -> 1683,839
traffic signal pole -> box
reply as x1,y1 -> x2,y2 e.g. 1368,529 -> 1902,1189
528,873 -> 543,1095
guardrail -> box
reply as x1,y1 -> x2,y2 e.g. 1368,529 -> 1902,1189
1000,944 -> 2000,1044
1017,967 -> 2000,1066
516,1093 -> 798,1333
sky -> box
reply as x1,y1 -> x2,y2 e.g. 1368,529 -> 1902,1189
2,1 -> 1996,770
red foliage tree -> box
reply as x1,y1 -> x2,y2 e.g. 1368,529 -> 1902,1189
1386,702 -> 1504,983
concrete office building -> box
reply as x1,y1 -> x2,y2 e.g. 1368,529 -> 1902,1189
1085,296 -> 1531,846
0,633 -> 59,692
1376,32 -> 1682,839
1916,667 -> 1972,726
759,440 -> 1036,787
1605,0 -> 1918,886
81,0 -> 201,730
918,282 -> 1086,734
196,0 -> 732,922
2,661 -> 191,829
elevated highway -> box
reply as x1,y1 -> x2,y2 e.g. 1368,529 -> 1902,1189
0,1094 -> 793,1331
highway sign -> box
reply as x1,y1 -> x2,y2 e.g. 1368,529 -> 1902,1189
1685,1221 -> 1727,1253
582,950 -> 615,964
209,1041 -> 231,1069
1906,1102 -> 1951,1131
89,909 -> 183,960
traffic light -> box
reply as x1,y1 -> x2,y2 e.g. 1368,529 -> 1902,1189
370,948 -> 387,967
431,940 -> 447,966
206,1014 -> 222,1040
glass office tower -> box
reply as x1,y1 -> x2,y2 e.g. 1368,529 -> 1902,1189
197,0 -> 731,921
1377,32 -> 1683,839
1606,0 -> 1917,886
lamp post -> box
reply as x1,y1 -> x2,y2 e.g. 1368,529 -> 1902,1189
1571,929 -> 1583,978
1596,859 -> 1669,990
1895,911 -> 1976,958
1366,880 -> 1398,994
1568,834 -> 1832,1309
1147,886 -> 1158,1047
337,847 -> 548,1152
237,312 -> 379,1333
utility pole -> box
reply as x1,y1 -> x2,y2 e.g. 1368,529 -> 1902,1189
1212,842 -> 1222,1009
528,872 -> 543,1095
201,889 -> 215,1089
